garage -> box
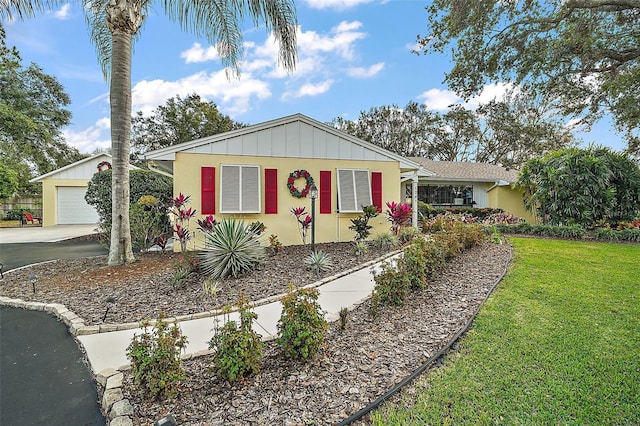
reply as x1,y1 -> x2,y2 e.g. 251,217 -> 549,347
56,186 -> 99,224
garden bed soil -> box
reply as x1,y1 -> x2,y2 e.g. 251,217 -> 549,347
0,240 -> 512,425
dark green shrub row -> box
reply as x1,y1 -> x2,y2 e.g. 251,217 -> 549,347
494,223 -> 640,242
373,224 -> 485,307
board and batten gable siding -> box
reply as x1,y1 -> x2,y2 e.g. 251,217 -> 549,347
183,121 -> 393,163
173,152 -> 401,247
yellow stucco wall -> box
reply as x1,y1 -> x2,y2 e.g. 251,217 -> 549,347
487,185 -> 538,223
173,152 -> 401,249
40,179 -> 89,226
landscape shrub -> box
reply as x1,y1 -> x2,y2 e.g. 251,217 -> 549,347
200,218 -> 266,281
130,195 -> 171,251
277,286 -> 327,360
385,201 -> 413,235
85,169 -> 172,222
4,207 -> 34,221
373,260 -> 409,306
126,316 -> 188,400
422,237 -> 446,277
402,237 -> 428,290
453,222 -> 485,249
209,300 -> 264,382
432,231 -> 462,260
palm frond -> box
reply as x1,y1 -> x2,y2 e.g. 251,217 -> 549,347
161,0 -> 297,74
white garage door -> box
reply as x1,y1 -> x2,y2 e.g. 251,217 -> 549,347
57,187 -> 100,224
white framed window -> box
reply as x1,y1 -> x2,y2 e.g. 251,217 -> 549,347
337,168 -> 372,213
220,164 -> 261,213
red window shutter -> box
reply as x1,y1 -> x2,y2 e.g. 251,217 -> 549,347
320,170 -> 331,214
371,171 -> 382,212
201,167 -> 216,214
265,168 -> 278,214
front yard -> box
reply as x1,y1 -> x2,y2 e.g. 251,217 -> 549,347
373,237 -> 640,425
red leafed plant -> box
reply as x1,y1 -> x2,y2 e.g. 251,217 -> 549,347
385,201 -> 413,235
291,206 -> 313,244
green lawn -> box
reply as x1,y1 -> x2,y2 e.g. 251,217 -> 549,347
373,238 -> 640,425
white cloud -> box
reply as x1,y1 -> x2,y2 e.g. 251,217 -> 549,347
304,0 -> 376,10
63,117 -> 111,154
131,69 -> 271,117
52,3 -> 71,19
347,62 -> 384,78
180,42 -> 220,63
417,88 -> 461,111
418,83 -> 518,111
283,80 -> 334,99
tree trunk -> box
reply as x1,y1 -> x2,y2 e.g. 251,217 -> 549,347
108,29 -> 135,265
106,0 -> 142,265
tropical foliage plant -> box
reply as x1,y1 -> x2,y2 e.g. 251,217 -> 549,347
516,147 -> 640,226
349,204 -> 380,241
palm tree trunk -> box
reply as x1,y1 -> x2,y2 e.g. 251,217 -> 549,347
108,28 -> 135,265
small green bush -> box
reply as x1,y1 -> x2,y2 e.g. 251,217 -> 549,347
433,231 -> 462,260
277,286 -> 327,360
209,300 -> 264,382
304,250 -> 333,275
351,240 -> 368,256
200,218 -> 266,281
373,260 -> 409,306
453,222 -> 485,249
126,317 -> 188,400
130,195 -> 171,251
5,207 -> 34,221
422,238 -> 446,277
403,237 -> 428,290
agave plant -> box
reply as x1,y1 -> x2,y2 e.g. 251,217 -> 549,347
304,250 -> 333,275
200,218 -> 266,281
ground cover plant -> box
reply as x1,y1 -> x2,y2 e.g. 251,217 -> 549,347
373,238 -> 640,425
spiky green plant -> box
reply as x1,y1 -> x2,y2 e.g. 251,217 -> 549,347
304,250 -> 333,275
200,218 -> 266,281
371,231 -> 399,251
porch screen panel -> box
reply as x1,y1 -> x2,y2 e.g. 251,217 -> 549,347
242,166 -> 260,212
264,168 -> 278,214
201,167 -> 216,214
371,171 -> 382,212
220,165 -> 240,212
319,170 -> 331,214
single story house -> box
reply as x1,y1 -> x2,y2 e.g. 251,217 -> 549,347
144,114 -> 432,247
408,158 -> 536,223
30,153 -> 138,226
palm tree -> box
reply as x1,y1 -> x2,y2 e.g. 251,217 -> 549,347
2,0 -> 297,265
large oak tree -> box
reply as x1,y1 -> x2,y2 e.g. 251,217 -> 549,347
418,0 -> 640,155
2,1 -> 298,265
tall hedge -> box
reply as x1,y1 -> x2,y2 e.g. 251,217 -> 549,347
85,169 -> 173,222
516,147 -> 640,226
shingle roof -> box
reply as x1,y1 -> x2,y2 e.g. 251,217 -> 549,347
408,158 -> 519,183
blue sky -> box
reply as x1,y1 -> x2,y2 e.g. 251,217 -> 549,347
4,0 -> 626,155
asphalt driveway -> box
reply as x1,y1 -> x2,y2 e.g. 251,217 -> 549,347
0,226 -> 107,425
